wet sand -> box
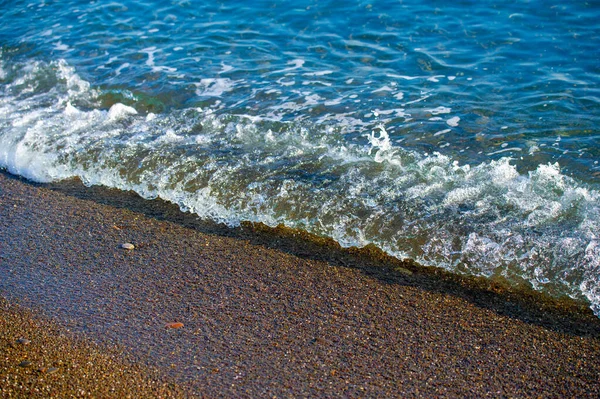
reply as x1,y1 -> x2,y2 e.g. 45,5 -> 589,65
1,170 -> 600,398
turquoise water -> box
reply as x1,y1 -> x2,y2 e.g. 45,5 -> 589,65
1,0 -> 600,315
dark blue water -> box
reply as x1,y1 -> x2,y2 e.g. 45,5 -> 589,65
1,0 -> 600,315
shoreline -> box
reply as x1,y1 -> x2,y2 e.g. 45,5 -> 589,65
2,170 -> 600,397
38,171 -> 600,335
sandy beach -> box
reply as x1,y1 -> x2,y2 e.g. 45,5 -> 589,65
1,170 -> 600,398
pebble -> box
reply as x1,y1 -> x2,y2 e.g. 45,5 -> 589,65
38,366 -> 59,374
191,122 -> 203,133
16,338 -> 31,345
395,266 -> 413,275
165,322 -> 184,329
121,243 -> 135,250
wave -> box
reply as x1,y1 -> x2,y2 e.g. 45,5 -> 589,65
2,57 -> 599,317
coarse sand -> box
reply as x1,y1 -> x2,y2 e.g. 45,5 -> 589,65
1,171 -> 600,398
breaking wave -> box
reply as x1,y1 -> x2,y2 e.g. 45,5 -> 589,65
1,57 -> 599,316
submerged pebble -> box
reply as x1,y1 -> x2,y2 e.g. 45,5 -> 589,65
121,243 -> 135,250
395,267 -> 413,276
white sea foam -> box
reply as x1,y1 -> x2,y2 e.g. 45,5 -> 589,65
195,78 -> 235,97
277,78 -> 295,86
107,103 -> 138,121
303,70 -> 333,77
427,106 -> 452,115
447,116 -> 460,127
434,128 -> 451,136
427,75 -> 445,82
373,85 -> 394,93
53,42 -> 70,51
273,59 -> 305,74
487,147 -> 523,156
324,97 -> 344,106
142,46 -> 177,73
2,58 -> 600,317
115,63 -> 130,76
219,63 -> 234,73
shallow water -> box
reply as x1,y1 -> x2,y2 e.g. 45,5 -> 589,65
1,0 -> 600,315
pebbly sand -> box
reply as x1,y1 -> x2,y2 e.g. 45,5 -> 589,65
1,170 -> 600,398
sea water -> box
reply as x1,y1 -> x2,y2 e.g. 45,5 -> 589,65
1,0 -> 599,315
